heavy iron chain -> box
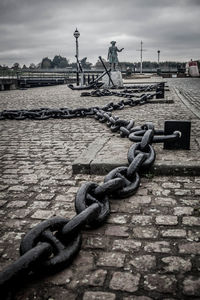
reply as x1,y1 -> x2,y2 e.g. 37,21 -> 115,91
0,84 -> 180,298
80,83 -> 163,97
0,84 -> 163,121
81,89 -> 156,98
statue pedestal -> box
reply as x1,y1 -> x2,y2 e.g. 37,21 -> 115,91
102,71 -> 123,88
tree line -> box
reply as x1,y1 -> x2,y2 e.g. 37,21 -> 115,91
0,55 -> 93,70
0,54 -> 187,71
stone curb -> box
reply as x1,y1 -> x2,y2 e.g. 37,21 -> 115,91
73,155 -> 200,176
72,138 -> 200,176
72,137 -> 109,174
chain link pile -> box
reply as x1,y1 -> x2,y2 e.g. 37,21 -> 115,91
0,83 -> 180,298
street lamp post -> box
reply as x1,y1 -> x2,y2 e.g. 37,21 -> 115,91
157,50 -> 161,75
73,28 -> 80,86
157,50 -> 160,67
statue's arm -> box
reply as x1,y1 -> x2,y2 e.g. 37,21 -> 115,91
117,47 -> 124,52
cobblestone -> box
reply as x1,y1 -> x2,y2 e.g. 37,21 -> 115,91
129,255 -> 156,271
178,242 -> 200,254
124,297 -> 153,300
161,256 -> 192,273
105,225 -> 129,237
30,209 -> 55,219
154,197 -> 177,206
144,241 -> 171,253
6,200 -> 27,208
131,215 -> 153,225
132,227 -> 159,238
173,206 -> 193,215
109,271 -> 140,292
82,236 -> 108,249
183,276 -> 200,296
83,291 -> 116,300
187,229 -> 200,242
88,269 -> 107,286
97,252 -> 125,267
144,274 -> 177,293
112,239 -> 141,252
0,80 -> 200,299
160,229 -> 186,238
155,216 -> 178,225
107,214 -> 129,224
182,216 -> 200,226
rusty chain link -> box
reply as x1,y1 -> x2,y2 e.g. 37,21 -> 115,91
0,82 -> 180,298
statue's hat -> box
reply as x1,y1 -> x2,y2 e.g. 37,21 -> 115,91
110,41 -> 116,44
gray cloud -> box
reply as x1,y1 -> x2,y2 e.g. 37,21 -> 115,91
0,0 -> 200,66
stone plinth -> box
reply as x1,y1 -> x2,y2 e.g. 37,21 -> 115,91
102,71 -> 123,87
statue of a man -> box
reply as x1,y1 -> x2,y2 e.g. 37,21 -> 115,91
107,41 -> 124,71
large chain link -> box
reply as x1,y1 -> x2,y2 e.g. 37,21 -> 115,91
0,83 -> 180,297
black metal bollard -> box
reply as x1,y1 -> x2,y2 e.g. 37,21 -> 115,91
92,75 -> 95,82
76,72 -> 79,86
164,120 -> 191,150
156,82 -> 165,99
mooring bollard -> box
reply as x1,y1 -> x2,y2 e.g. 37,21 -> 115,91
164,120 -> 191,150
156,82 -> 165,99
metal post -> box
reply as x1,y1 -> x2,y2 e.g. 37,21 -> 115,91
73,28 -> 80,86
76,37 -> 79,85
140,41 -> 143,74
157,50 -> 160,67
136,41 -> 147,75
156,82 -> 165,99
75,38 -> 79,61
157,50 -> 161,75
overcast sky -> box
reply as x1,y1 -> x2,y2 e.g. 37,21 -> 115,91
0,0 -> 200,66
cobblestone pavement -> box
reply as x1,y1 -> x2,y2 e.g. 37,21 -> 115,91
0,79 -> 200,299
168,78 -> 200,118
